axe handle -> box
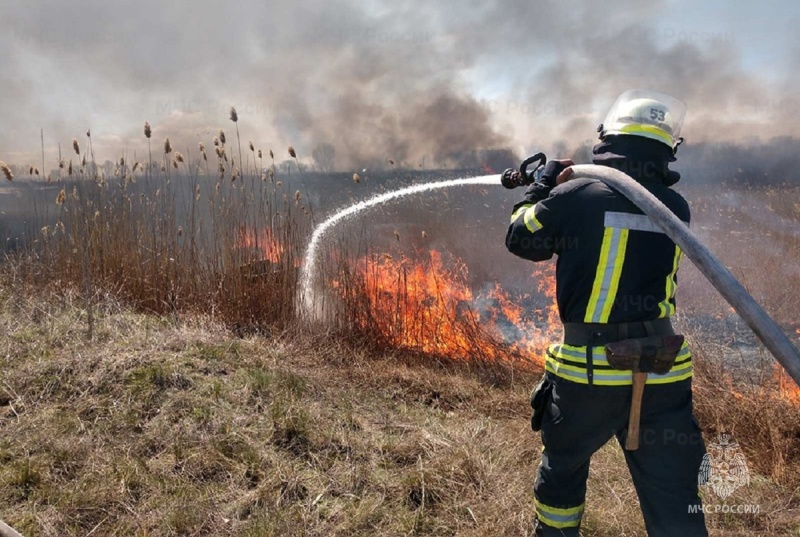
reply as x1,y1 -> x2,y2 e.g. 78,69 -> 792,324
625,372 -> 647,450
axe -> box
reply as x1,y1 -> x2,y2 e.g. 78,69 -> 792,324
605,335 -> 685,450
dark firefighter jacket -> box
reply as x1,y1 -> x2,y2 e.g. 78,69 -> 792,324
505,137 -> 692,385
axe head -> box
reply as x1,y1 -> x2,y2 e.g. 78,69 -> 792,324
605,335 -> 685,374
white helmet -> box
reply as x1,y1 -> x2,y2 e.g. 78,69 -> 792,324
599,89 -> 687,151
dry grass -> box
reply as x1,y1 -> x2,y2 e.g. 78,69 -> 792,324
2,124 -> 800,535
1,279 -> 799,536
13,141 -> 304,335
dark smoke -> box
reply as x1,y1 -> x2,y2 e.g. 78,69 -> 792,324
0,0 -> 798,171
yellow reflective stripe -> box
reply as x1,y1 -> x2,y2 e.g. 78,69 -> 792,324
585,227 -> 615,322
523,205 -> 544,233
547,341 -> 690,362
535,499 -> 584,529
546,359 -> 592,375
551,343 -> 606,357
546,362 -> 694,386
600,229 -> 629,322
550,347 -> 609,369
585,227 -> 629,323
662,359 -> 693,373
545,342 -> 693,386
552,342 -> 691,362
658,246 -> 683,318
510,203 -> 533,224
647,369 -> 693,384
619,124 -> 673,146
535,499 -> 585,517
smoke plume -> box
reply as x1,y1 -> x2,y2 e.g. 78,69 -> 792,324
0,0 -> 797,170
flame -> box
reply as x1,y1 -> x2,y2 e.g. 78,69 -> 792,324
775,363 -> 800,404
779,329 -> 800,404
236,227 -> 285,264
338,250 -> 561,365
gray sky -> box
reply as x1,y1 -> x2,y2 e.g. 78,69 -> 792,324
1,0 -> 798,169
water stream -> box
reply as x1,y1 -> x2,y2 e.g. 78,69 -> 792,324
298,174 -> 500,318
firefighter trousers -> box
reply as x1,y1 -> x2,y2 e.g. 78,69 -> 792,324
533,375 -> 708,536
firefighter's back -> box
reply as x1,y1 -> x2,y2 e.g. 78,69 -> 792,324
551,177 -> 691,325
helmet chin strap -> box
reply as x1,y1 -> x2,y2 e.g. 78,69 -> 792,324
672,137 -> 684,157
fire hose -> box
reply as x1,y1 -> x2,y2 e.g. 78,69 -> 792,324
511,155 -> 800,388
0,519 -> 23,537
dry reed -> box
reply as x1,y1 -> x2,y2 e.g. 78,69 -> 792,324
1,161 -> 13,181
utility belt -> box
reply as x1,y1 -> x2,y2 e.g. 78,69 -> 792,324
563,318 -> 674,346
531,318 -> 693,434
544,318 -> 693,388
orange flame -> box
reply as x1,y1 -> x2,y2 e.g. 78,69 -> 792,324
236,227 -> 285,264
340,250 -> 561,364
775,363 -> 800,404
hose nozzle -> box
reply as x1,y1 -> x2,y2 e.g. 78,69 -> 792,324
503,152 -> 547,189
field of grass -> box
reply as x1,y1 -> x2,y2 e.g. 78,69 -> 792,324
2,124 -> 800,535
2,284 -> 799,537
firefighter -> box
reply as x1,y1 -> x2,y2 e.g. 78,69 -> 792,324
504,90 -> 708,536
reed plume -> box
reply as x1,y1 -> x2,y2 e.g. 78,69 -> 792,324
164,138 -> 172,154
175,152 -> 184,163
145,122 -> 153,177
219,130 -> 226,145
56,188 -> 66,205
0,161 -> 13,181
199,142 -> 205,152
73,139 -> 80,155
213,136 -> 220,147
353,173 -> 360,183
258,149 -> 262,159
249,141 -> 254,152
229,107 -> 238,123
288,146 -> 297,158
